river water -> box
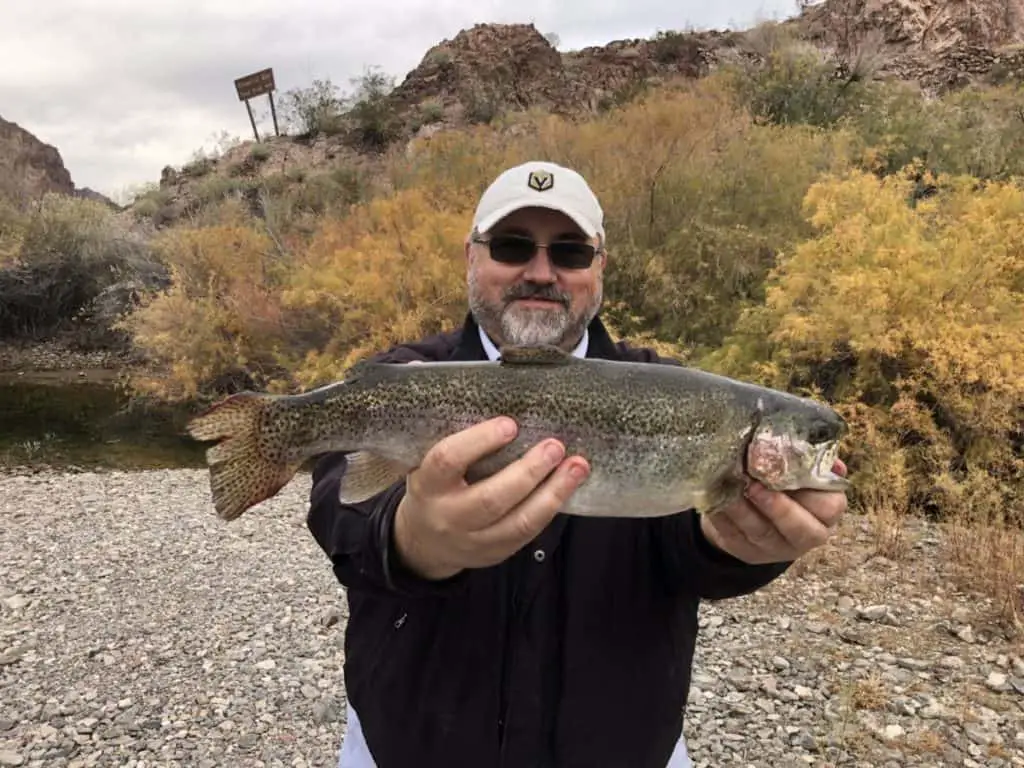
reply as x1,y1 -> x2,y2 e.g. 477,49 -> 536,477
0,374 -> 206,470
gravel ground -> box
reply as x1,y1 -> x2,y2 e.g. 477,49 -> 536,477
1,468 -> 1022,767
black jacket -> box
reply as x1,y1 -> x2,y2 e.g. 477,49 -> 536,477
307,312 -> 791,768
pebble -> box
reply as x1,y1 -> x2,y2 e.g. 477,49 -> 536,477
1,468 -> 1022,766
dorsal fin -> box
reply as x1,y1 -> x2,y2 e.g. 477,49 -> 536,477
499,344 -> 575,365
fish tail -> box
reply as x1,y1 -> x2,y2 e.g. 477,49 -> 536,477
186,392 -> 300,521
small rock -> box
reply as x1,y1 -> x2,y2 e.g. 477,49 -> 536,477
837,626 -> 869,646
954,625 -> 976,643
237,733 -> 258,749
1,595 -> 28,611
857,604 -> 889,622
882,724 -> 904,741
987,671 -> 1009,692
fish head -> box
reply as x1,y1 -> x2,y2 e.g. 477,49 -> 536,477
745,398 -> 850,493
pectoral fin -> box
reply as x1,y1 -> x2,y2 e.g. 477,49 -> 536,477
339,451 -> 410,503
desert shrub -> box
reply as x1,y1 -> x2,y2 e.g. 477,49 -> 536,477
291,167 -> 368,214
0,194 -> 162,340
124,187 -> 469,398
419,99 -> 445,124
725,23 -> 872,128
130,185 -> 174,223
279,69 -> 402,149
118,224 -> 296,401
280,78 -> 346,137
249,143 -> 272,163
706,167 -> 1023,526
849,81 -> 1024,180
228,166 -> 375,249
0,197 -> 25,266
344,67 -> 402,152
193,175 -> 247,207
650,30 -> 703,66
277,187 -> 471,387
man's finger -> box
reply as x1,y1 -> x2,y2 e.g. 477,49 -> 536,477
745,483 -> 832,551
459,439 -> 568,531
413,417 -> 519,495
702,511 -> 779,565
719,492 -> 789,551
469,457 -> 589,558
787,487 -> 847,531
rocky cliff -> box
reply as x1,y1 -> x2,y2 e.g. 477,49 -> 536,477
384,23 -> 741,126
796,0 -> 1024,90
0,116 -> 75,206
0,115 -> 119,210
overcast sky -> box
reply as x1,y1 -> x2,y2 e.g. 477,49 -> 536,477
2,0 -> 800,202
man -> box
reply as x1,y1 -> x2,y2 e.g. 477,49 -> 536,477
307,161 -> 848,768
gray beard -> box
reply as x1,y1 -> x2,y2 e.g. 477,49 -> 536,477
468,268 -> 602,351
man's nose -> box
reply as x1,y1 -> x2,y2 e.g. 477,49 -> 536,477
522,247 -> 556,283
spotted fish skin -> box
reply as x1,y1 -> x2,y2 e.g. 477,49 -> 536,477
186,344 -> 850,522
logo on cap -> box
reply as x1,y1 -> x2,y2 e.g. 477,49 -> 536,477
527,169 -> 554,191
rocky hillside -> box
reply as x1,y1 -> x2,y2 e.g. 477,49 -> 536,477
384,24 -> 737,126
10,0 -> 1024,221
137,0 -> 1024,227
796,0 -> 1024,90
0,116 -> 117,210
0,117 -> 75,205
140,23 -> 737,228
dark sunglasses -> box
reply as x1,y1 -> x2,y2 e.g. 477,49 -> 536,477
475,234 -> 599,270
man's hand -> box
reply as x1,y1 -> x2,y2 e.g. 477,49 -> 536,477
393,415 -> 591,580
699,459 -> 849,565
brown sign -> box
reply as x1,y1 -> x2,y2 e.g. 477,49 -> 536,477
234,68 -> 275,101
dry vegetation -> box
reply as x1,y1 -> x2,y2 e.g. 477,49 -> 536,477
1,33 -> 1021,629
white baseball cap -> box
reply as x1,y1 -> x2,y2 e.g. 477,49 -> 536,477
471,161 -> 605,240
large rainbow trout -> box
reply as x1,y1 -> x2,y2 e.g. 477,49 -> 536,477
186,344 -> 850,521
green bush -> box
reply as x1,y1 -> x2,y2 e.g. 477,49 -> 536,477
0,194 -> 164,340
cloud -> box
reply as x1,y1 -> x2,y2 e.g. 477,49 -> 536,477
0,0 -> 797,199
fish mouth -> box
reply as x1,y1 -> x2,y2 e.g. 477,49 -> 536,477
807,440 -> 849,491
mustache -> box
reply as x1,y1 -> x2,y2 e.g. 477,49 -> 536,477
503,283 -> 570,307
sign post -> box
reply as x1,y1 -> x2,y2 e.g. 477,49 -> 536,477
233,67 -> 280,141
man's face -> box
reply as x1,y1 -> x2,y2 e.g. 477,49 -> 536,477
466,206 -> 606,351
